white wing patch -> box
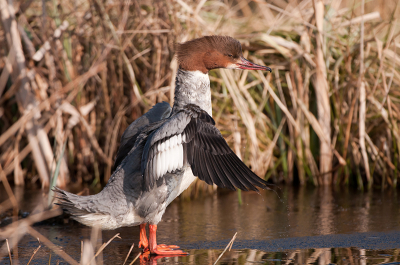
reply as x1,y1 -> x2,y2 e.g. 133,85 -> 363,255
150,133 -> 186,179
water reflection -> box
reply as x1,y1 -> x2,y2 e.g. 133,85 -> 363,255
129,248 -> 399,265
157,186 -> 400,243
1,185 -> 400,264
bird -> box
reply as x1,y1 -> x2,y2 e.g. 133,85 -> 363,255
54,35 -> 272,256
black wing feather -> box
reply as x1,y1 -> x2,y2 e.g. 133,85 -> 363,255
198,148 -> 213,185
232,154 -> 265,187
208,154 -> 236,190
183,107 -> 268,191
219,154 -> 252,191
191,140 -> 200,177
203,151 -> 224,188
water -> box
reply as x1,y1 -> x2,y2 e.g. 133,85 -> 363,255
1,186 -> 399,264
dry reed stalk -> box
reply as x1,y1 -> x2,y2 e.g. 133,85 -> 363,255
358,0 -> 371,185
264,117 -> 286,172
273,69 -> 290,180
213,232 -> 237,265
26,244 -> 41,265
0,74 -> 20,106
122,243 -> 135,265
0,47 -> 14,97
364,134 -> 388,173
312,0 -> 332,184
232,112 -> 243,203
0,198 -> 13,215
128,253 -> 141,265
13,125 -> 24,186
339,12 -> 381,27
3,110 -> 57,176
359,80 -> 371,181
294,63 -> 311,183
285,71 -> 299,182
81,240 -> 95,265
6,239 -> 12,265
233,113 -> 242,160
297,99 -> 346,166
0,0 -> 52,187
59,102 -> 112,166
89,234 -> 121,265
0,164 -> 18,216
104,105 -> 125,182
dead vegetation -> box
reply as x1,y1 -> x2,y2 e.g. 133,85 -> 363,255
0,0 -> 399,194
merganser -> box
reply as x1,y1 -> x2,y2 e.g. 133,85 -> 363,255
54,35 -> 272,255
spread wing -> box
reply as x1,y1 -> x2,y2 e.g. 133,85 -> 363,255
114,102 -> 171,170
141,104 -> 268,191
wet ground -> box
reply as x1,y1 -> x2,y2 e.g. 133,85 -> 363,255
1,186 -> 400,264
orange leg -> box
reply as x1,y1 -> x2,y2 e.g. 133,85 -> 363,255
148,224 -> 188,255
138,224 -> 149,252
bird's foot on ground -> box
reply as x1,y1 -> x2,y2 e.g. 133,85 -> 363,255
146,225 -> 188,255
139,240 -> 149,253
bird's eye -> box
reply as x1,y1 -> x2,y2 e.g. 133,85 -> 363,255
228,54 -> 233,58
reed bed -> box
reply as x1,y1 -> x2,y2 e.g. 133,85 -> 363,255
0,0 -> 399,193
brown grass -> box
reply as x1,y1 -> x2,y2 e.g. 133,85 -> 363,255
0,0 -> 399,193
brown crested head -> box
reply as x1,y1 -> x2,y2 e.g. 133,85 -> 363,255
176,35 -> 271,73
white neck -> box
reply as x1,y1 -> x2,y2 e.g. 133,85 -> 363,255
172,69 -> 212,116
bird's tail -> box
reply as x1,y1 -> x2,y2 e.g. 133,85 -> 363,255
53,187 -> 87,216
53,187 -> 112,229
